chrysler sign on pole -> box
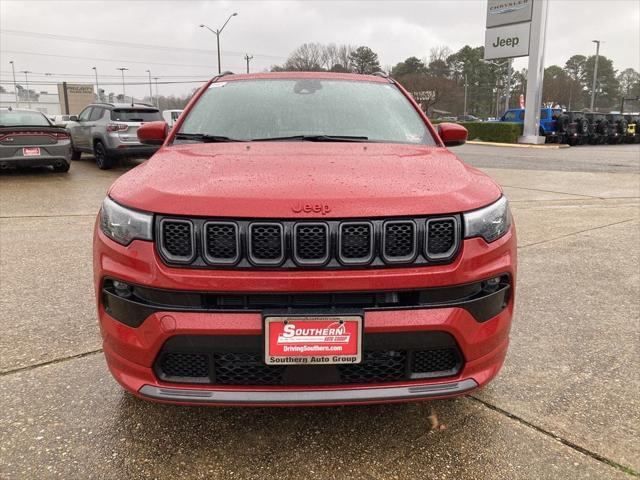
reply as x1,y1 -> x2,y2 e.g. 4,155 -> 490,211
484,0 -> 549,144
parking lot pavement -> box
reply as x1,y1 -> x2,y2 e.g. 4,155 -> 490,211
1,147 -> 639,479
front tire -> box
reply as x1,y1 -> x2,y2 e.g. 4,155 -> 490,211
94,141 -> 113,170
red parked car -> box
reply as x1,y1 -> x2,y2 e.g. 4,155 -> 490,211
94,72 -> 516,406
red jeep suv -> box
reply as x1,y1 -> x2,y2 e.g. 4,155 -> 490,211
94,72 -> 516,406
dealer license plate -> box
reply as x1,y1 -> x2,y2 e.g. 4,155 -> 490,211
264,315 -> 362,365
23,147 -> 41,156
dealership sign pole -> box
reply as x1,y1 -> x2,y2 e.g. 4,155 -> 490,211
485,0 -> 549,144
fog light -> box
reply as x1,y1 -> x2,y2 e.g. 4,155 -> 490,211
483,276 -> 502,293
113,280 -> 132,298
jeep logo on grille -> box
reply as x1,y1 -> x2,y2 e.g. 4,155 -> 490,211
292,202 -> 331,215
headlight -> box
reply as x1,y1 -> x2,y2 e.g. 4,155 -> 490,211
100,197 -> 153,246
463,196 -> 511,243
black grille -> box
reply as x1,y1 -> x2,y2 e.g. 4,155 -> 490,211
161,220 -> 193,260
249,223 -> 283,263
412,348 -> 460,376
157,215 -> 461,269
204,222 -> 238,263
340,222 -> 373,262
427,219 -> 456,257
295,223 -> 328,263
338,350 -> 406,383
156,347 -> 462,386
384,221 -> 416,261
213,352 -> 284,385
160,352 -> 209,378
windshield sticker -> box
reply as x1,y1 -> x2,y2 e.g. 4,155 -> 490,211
209,82 -> 227,89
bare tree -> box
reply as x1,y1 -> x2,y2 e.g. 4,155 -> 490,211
283,43 -> 326,71
429,45 -> 452,64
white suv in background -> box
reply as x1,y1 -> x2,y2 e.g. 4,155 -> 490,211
68,103 -> 162,169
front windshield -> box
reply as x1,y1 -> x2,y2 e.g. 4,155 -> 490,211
0,110 -> 51,127
176,79 -> 435,145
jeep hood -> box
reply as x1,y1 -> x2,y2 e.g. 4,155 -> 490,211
109,142 -> 502,218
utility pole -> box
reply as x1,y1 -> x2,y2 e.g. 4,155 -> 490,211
145,69 -> 153,104
590,40 -> 601,111
153,77 -> 159,108
20,71 -> 32,108
9,61 -> 19,107
244,54 -> 253,74
199,13 -> 238,74
463,73 -> 468,116
92,67 -> 100,101
116,67 -> 128,102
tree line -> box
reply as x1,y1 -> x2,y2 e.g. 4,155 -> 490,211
271,42 -> 640,117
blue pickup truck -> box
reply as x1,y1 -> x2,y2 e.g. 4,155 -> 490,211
499,107 -> 564,140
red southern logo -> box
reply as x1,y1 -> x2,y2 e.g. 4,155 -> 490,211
292,202 -> 331,215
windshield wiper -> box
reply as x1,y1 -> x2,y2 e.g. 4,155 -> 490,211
174,133 -> 242,143
250,135 -> 369,142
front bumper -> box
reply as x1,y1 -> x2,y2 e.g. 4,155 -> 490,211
94,223 -> 516,406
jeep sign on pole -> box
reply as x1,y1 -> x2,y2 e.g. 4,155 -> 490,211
484,0 -> 549,144
484,22 -> 531,60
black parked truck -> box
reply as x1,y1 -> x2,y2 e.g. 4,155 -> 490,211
563,111 -> 591,146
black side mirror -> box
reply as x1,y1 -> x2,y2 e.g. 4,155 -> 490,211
69,115 -> 78,121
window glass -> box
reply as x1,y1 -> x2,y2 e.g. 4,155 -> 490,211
111,109 -> 161,122
89,107 -> 103,121
178,79 -> 435,145
0,110 -> 51,126
78,108 -> 93,122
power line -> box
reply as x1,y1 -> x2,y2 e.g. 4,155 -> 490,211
0,79 -> 207,86
0,70 -> 212,79
1,29 -> 286,60
1,49 -> 248,69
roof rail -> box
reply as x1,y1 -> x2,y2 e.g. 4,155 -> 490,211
373,71 -> 390,79
93,102 -> 115,107
220,71 -> 234,76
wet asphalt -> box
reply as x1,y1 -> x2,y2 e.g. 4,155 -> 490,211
1,143 -> 639,479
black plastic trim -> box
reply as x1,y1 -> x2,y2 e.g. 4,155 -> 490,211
101,275 -> 511,328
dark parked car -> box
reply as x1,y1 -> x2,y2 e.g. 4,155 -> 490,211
0,108 -> 71,172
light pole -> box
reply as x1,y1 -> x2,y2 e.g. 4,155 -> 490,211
153,77 -> 159,108
145,70 -> 153,104
244,54 -> 253,74
9,61 -> 19,107
590,40 -> 602,111
20,70 -> 32,108
92,67 -> 100,101
463,73 -> 468,116
116,67 -> 128,102
199,12 -> 238,74
504,58 -> 512,113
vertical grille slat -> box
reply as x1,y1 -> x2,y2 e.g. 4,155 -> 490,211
294,223 -> 329,265
382,221 -> 416,262
159,219 -> 195,262
204,222 -> 239,264
426,217 -> 459,260
339,222 -> 374,264
249,223 -> 284,265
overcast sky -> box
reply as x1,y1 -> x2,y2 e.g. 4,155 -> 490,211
1,0 -> 639,99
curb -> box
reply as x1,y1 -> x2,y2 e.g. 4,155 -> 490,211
467,141 -> 570,149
